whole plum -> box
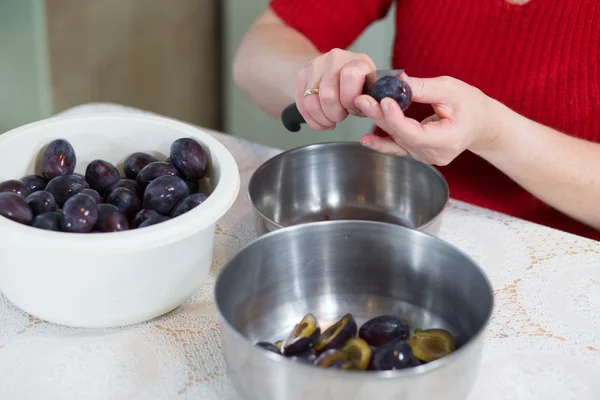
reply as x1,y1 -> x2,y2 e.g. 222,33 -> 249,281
20,175 -> 47,193
123,152 -> 158,180
131,208 -> 162,229
170,193 -> 207,218
80,188 -> 103,205
0,179 -> 31,198
85,159 -> 120,193
170,138 -> 208,180
136,162 -> 180,192
39,139 -> 77,181
103,179 -> 140,200
45,174 -> 89,207
143,175 -> 189,216
370,339 -> 416,371
0,192 -> 33,225
184,179 -> 199,194
137,214 -> 169,228
106,187 -> 141,221
96,204 -> 129,232
368,75 -> 413,111
359,315 -> 409,347
32,211 -> 61,231
60,193 -> 98,233
26,191 -> 57,215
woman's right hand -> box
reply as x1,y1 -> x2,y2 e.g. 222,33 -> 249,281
295,49 -> 377,131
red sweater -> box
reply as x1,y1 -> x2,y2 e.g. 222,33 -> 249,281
270,0 -> 600,240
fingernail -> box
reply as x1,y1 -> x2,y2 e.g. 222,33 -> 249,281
381,98 -> 391,114
360,137 -> 371,146
358,99 -> 371,112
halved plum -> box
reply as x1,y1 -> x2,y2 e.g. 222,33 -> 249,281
313,313 -> 357,354
283,313 -> 320,356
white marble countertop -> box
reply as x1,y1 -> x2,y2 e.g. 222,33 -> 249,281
1,103 -> 599,400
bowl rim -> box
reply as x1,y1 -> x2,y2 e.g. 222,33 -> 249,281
214,219 -> 494,379
0,112 -> 240,251
247,141 -> 450,232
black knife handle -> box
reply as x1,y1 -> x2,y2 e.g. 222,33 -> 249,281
281,103 -> 305,132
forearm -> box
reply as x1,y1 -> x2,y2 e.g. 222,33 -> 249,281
233,10 -> 320,117
475,101 -> 600,229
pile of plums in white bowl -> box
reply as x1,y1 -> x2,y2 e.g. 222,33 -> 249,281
0,113 -> 240,328
0,137 -> 211,233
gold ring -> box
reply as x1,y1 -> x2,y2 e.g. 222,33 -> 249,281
303,88 -> 319,98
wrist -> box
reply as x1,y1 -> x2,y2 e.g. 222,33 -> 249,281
470,98 -> 519,160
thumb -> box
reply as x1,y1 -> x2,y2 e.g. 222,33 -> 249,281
401,74 -> 454,105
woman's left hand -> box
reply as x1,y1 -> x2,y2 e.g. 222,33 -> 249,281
355,74 -> 506,165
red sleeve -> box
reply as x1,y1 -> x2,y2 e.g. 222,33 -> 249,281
269,0 -> 394,53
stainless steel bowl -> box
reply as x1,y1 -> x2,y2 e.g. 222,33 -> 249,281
215,221 -> 493,400
248,142 -> 449,236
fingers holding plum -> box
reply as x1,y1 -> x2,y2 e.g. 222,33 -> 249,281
318,72 -> 348,124
295,49 -> 377,131
295,66 -> 328,131
299,66 -> 335,130
339,58 -> 376,116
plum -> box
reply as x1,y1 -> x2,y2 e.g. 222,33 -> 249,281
45,174 -> 89,207
137,213 -> 169,228
136,161 -> 180,192
314,349 -> 354,370
359,315 -> 409,347
313,313 -> 357,354
60,193 -> 98,233
20,175 -> 47,193
131,208 -> 162,229
407,329 -> 455,363
80,188 -> 103,205
170,138 -> 208,180
371,339 -> 416,371
39,139 -> 76,181
184,179 -> 199,194
106,187 -> 141,221
32,211 -> 61,231
170,193 -> 207,218
283,313 -> 321,356
26,191 -> 57,215
123,152 -> 158,180
143,175 -> 189,216
96,204 -> 129,232
0,179 -> 31,198
0,192 -> 33,225
85,159 -> 120,193
103,179 -> 140,200
368,75 -> 413,111
341,338 -> 372,370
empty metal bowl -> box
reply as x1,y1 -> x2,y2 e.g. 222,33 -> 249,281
248,141 -> 449,236
215,220 -> 493,400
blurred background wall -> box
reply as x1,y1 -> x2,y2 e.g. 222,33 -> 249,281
0,0 -> 395,150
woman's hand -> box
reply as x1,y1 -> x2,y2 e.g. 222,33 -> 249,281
296,49 -> 377,131
356,75 -> 506,166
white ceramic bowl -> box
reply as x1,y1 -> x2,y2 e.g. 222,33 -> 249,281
0,113 -> 240,328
